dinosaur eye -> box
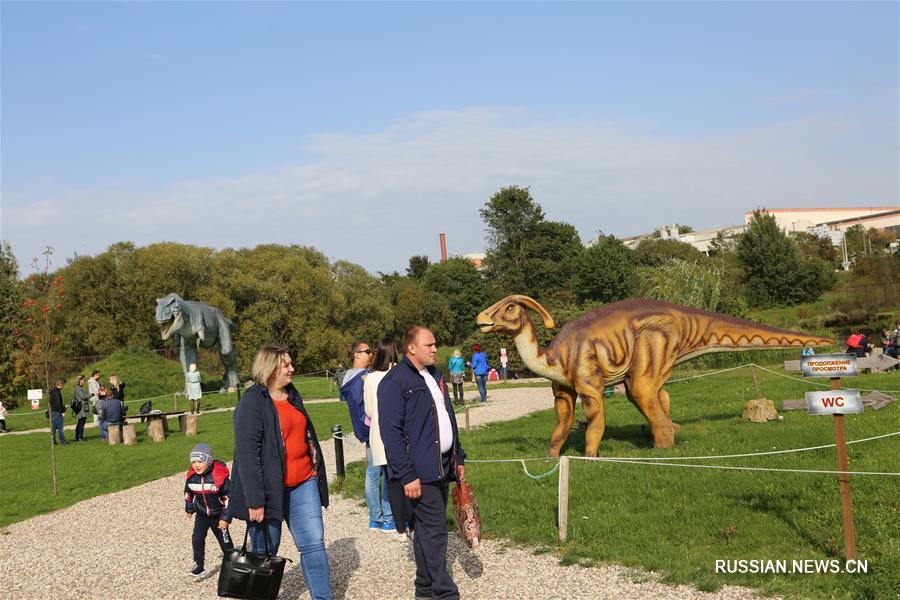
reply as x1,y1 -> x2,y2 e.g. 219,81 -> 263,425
505,305 -> 514,312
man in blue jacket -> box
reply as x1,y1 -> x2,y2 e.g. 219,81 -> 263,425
378,326 -> 466,600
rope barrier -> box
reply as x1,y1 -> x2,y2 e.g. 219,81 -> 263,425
520,459 -> 561,480
568,456 -> 900,477
750,364 -> 900,393
466,430 -> 899,465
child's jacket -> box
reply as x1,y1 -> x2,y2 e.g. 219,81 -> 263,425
184,460 -> 230,519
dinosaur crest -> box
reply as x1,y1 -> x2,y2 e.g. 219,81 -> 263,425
476,295 -> 555,334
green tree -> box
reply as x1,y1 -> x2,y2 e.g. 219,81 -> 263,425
422,257 -> 487,343
0,242 -> 25,406
737,210 -> 834,307
573,234 -> 637,303
480,185 -> 582,298
633,238 -> 706,267
793,232 -> 839,266
406,255 -> 431,279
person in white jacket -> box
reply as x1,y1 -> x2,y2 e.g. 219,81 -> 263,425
363,337 -> 413,541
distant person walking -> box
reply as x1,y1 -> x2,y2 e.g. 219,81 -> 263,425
447,349 -> 465,404
72,374 -> 90,441
186,363 -> 203,414
468,344 -> 490,403
49,379 -> 69,445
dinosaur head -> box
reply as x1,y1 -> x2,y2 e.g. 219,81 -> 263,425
155,293 -> 185,340
476,295 -> 555,335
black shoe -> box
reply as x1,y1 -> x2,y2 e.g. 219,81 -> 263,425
189,564 -> 205,577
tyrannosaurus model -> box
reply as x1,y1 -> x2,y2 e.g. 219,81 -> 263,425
155,293 -> 241,392
476,295 -> 833,456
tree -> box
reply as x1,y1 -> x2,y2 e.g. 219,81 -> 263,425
406,255 -> 430,280
736,210 -> 834,307
573,234 -> 637,304
422,257 -> 488,343
480,185 -> 582,298
0,242 -> 25,407
793,232 -> 839,266
633,238 -> 705,267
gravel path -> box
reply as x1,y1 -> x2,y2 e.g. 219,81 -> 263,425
0,386 -> 765,600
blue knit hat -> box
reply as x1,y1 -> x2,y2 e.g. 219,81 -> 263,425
190,443 -> 213,466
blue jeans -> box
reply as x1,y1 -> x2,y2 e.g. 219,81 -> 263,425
249,477 -> 331,600
475,374 -> 488,403
365,445 -> 392,524
98,419 -> 109,440
51,412 -> 67,444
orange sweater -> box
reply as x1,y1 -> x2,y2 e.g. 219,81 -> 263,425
273,399 -> 315,487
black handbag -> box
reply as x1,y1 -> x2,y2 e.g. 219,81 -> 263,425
217,524 -> 291,600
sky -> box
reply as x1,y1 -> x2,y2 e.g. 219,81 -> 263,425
2,1 -> 898,276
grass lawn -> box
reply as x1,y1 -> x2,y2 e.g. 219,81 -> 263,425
0,401 -> 355,529
338,366 -> 900,600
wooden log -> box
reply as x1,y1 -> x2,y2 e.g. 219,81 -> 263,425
162,416 -> 170,436
178,414 -> 187,432
122,423 -> 137,446
108,424 -> 122,445
148,417 -> 166,443
186,414 -> 198,436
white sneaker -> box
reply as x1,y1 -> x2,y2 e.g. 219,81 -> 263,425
388,531 -> 408,542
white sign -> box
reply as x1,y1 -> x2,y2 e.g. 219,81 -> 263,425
28,388 -> 43,410
801,354 -> 858,378
805,390 -> 863,415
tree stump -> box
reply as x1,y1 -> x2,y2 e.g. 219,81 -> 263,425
178,414 -> 199,436
148,417 -> 166,442
108,424 -> 123,445
122,423 -> 137,446
162,417 -> 170,436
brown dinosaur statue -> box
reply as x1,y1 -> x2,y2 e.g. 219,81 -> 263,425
475,295 -> 834,456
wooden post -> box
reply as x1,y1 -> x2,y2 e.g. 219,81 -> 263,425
558,456 -> 570,543
182,414 -> 198,436
750,365 -> 761,397
465,407 -> 470,431
122,423 -> 137,446
831,377 -> 857,560
147,417 -> 166,443
108,424 -> 122,445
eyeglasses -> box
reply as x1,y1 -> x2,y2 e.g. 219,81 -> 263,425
355,349 -> 372,355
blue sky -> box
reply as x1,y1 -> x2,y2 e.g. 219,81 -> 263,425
2,1 -> 897,275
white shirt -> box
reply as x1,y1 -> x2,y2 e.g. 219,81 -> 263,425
420,369 -> 454,454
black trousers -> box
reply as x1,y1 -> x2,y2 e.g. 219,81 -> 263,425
191,513 -> 233,567
385,470 -> 414,534
412,478 -> 458,600
451,383 -> 463,403
75,417 -> 86,441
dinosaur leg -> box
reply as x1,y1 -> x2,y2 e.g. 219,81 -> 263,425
548,383 -> 576,457
625,378 -> 675,448
658,388 -> 680,432
625,332 -> 678,448
575,385 -> 606,457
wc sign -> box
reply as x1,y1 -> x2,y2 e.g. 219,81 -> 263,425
805,390 -> 863,415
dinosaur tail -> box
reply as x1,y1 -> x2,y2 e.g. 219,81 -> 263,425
676,312 -> 834,362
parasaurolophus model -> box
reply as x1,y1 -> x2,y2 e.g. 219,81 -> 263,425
476,295 -> 833,457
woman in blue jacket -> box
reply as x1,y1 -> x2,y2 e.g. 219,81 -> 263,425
468,344 -> 490,403
447,349 -> 466,404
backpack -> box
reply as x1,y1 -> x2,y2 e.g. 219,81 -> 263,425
339,371 -> 370,443
70,399 -> 83,416
846,333 -> 864,349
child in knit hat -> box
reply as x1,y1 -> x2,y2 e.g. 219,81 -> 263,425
184,442 -> 233,577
